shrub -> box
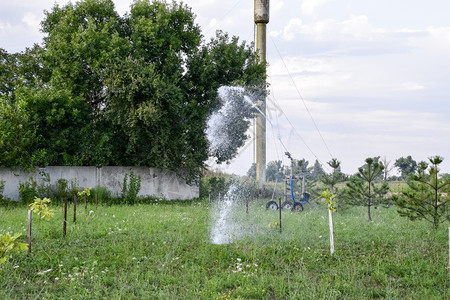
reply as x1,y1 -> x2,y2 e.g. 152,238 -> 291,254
0,233 -> 27,264
19,176 -> 39,205
18,171 -> 51,205
92,186 -> 113,205
199,176 -> 230,200
121,172 -> 141,205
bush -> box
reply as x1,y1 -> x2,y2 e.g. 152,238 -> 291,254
199,176 -> 230,200
92,186 -> 113,205
121,172 -> 141,205
0,180 -> 5,201
19,176 -> 40,205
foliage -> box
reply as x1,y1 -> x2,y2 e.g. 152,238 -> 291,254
199,175 -> 230,200
291,158 -> 311,175
266,160 -> 285,182
14,87 -> 92,166
121,172 -> 141,205
229,177 -> 259,202
320,189 -> 336,212
246,163 -> 256,179
19,177 -> 39,205
321,158 -> 344,193
0,48 -> 18,98
52,178 -> 69,201
77,187 -> 91,198
394,156 -> 450,229
207,86 -> 262,164
394,155 -> 417,179
29,197 -> 55,221
0,95 -> 47,168
0,232 -> 27,264
91,186 -> 113,205
18,172 -> 51,204
0,180 -> 4,201
341,158 -> 389,221
0,0 -> 265,181
310,159 -> 325,181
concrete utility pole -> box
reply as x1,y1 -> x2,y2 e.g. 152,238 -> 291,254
254,0 -> 269,185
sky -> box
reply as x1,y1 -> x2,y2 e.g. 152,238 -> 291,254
1,0 -> 449,176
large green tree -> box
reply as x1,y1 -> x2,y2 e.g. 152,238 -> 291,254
394,155 -> 417,179
266,160 -> 285,182
0,0 -> 265,180
310,159 -> 325,181
394,156 -> 450,229
0,49 -> 18,97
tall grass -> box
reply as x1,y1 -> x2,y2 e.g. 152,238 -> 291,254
0,199 -> 448,299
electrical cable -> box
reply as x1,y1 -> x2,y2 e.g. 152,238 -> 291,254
270,36 -> 334,160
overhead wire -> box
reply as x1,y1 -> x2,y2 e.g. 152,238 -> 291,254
264,43 -> 333,172
265,75 -> 321,164
230,1 -> 332,173
269,36 -> 334,160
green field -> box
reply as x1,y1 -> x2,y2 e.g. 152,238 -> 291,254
0,199 -> 448,299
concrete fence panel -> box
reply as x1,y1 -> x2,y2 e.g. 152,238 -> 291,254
0,166 -> 198,201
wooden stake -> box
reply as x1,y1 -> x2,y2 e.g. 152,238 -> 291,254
27,210 -> 32,255
73,195 -> 77,222
63,197 -> 67,236
279,197 -> 282,234
95,193 -> 98,209
84,195 -> 87,211
246,197 -> 249,214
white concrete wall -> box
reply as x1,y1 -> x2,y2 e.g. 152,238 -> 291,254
0,166 -> 198,201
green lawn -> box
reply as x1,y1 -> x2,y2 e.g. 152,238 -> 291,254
0,199 -> 448,299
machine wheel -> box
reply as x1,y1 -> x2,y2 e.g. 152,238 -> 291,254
292,202 -> 304,212
281,201 -> 293,210
266,201 -> 279,210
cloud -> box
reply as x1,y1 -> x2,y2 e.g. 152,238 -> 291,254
0,19 -> 42,52
21,12 -> 41,28
397,82 -> 425,91
272,0 -> 285,12
301,0 -> 331,15
275,15 -> 386,42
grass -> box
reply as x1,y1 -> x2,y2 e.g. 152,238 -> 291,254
0,199 -> 448,299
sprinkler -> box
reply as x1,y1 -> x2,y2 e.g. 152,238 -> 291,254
266,151 -> 314,212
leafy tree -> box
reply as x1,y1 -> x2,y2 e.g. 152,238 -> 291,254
394,156 -> 450,229
341,157 -> 389,221
247,163 -> 256,179
310,160 -> 325,181
394,155 -> 417,179
15,87 -> 92,166
266,160 -> 285,182
0,95 -> 46,168
1,0 -> 265,181
206,86 -> 259,164
0,48 -> 18,97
